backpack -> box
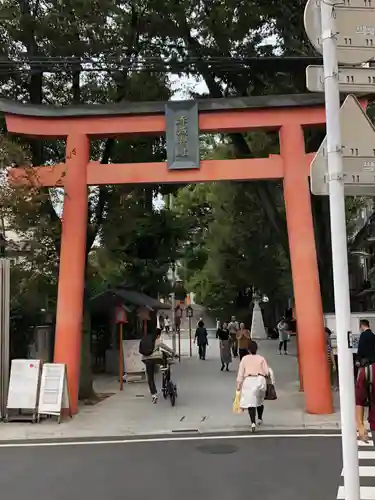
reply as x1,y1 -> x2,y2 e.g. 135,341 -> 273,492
139,335 -> 155,356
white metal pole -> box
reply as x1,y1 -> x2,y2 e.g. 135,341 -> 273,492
169,193 -> 177,353
320,2 -> 360,499
171,289 -> 176,353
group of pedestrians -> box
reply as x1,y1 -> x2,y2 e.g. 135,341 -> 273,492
216,317 -> 252,369
140,312 -> 277,433
215,316 -> 276,432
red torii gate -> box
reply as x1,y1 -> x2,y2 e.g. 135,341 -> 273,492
1,94 -> 333,415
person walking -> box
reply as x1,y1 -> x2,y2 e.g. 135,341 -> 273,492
228,316 -> 239,357
277,317 -> 290,355
158,312 -> 165,331
217,321 -> 232,371
356,359 -> 375,442
164,315 -> 171,334
357,319 -> 375,367
195,320 -> 208,360
237,322 -> 251,360
325,327 -> 338,390
140,328 -> 174,404
236,340 -> 271,432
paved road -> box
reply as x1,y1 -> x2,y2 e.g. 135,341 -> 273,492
0,432 -> 342,500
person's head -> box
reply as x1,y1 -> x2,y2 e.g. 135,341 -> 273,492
248,340 -> 258,355
231,316 -> 236,322
360,319 -> 370,331
223,322 -> 228,329
240,322 -> 245,330
198,320 -> 204,328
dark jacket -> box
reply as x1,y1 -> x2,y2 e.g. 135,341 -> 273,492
357,329 -> 375,366
216,328 -> 230,341
195,327 -> 208,346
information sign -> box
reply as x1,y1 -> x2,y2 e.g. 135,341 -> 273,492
38,363 -> 70,423
6,359 -> 41,412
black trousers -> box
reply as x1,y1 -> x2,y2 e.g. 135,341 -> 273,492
279,340 -> 288,352
143,359 -> 158,395
248,405 -> 264,424
198,344 -> 207,359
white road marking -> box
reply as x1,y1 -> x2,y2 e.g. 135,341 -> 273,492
0,432 -> 340,448
359,451 -> 375,460
337,486 -> 375,499
359,440 -> 375,447
341,466 -> 375,477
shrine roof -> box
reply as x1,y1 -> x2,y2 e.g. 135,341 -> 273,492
0,93 -> 327,118
90,285 -> 171,312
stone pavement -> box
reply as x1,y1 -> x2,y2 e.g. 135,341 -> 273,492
0,338 -> 341,441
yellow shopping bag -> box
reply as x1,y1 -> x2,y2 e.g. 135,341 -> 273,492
232,390 -> 242,414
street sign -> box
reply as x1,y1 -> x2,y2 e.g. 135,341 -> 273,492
304,0 -> 375,64
306,65 -> 375,93
310,94 -> 375,196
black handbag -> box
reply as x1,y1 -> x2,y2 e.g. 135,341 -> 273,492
265,376 -> 277,401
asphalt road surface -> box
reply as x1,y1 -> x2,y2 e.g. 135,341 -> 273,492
0,432 -> 342,500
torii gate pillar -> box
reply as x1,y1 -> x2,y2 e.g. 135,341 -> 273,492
53,135 -> 89,414
281,124 -> 331,414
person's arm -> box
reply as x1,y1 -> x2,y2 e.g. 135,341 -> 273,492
159,342 -> 174,356
260,357 -> 270,377
236,359 -> 246,391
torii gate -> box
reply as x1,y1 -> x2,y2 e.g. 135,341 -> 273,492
0,94 -> 333,415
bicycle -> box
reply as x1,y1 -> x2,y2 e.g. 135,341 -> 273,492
160,355 -> 178,406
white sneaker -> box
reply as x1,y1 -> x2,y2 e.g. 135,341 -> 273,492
251,423 -> 256,433
152,394 -> 158,404
258,419 -> 263,425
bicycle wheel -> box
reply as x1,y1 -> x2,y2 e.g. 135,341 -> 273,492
168,381 -> 176,406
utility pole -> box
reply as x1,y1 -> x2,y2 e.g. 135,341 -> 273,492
318,2 -> 360,498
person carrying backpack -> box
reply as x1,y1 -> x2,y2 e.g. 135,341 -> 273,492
139,328 -> 174,403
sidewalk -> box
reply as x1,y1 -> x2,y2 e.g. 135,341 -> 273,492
0,338 -> 341,441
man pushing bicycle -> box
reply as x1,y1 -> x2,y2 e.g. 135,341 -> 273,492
139,328 -> 175,404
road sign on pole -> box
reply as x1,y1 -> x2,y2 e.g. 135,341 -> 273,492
304,0 -> 375,64
310,94 -> 375,196
306,0 -> 362,498
306,64 -> 375,93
